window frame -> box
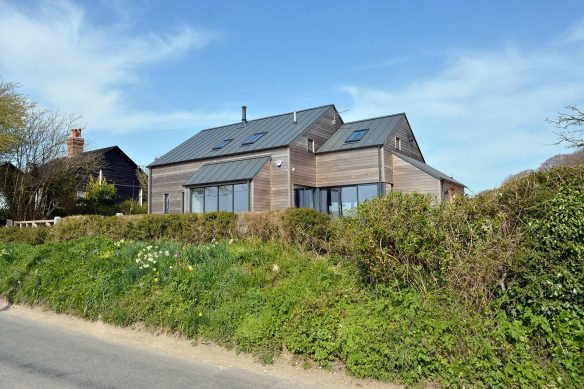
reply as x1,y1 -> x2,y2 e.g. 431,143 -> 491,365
212,138 -> 233,150
189,181 -> 250,213
395,136 -> 402,150
241,132 -> 267,146
307,138 -> 315,153
163,193 -> 169,214
345,129 -> 368,143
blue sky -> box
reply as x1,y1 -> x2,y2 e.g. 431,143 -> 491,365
0,0 -> 583,193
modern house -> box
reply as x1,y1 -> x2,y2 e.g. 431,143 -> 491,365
67,129 -> 143,201
148,105 -> 464,216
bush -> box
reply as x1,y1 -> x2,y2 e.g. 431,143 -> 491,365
282,208 -> 331,252
117,200 -> 147,215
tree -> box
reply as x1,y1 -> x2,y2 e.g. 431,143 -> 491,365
548,105 -> 584,149
3,107 -> 99,220
136,166 -> 148,204
0,80 -> 31,157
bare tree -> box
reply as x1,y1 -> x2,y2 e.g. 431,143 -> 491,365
136,166 -> 149,203
548,105 -> 584,148
4,108 -> 99,220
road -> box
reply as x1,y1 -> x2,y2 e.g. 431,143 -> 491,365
0,312 -> 308,389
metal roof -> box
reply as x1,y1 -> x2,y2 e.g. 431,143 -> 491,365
183,156 -> 270,186
392,151 -> 465,187
150,105 -> 334,167
317,113 -> 405,153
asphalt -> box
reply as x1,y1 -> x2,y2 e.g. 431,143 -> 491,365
0,312 -> 309,389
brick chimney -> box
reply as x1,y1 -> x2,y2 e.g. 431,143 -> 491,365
67,128 -> 84,157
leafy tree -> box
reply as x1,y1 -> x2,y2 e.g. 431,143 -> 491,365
0,80 -> 31,157
83,175 -> 119,207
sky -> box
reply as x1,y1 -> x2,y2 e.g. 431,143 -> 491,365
0,0 -> 583,193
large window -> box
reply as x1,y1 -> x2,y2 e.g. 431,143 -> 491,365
218,185 -> 233,211
294,187 -> 315,209
190,182 -> 249,213
233,183 -> 249,212
190,188 -> 204,213
316,183 -> 380,216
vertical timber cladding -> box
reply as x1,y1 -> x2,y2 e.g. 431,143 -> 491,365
150,148 -> 289,214
289,106 -> 343,189
392,154 -> 441,200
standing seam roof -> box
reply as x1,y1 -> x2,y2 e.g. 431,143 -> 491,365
317,113 -> 405,153
183,156 -> 270,186
391,151 -> 464,187
150,105 -> 333,167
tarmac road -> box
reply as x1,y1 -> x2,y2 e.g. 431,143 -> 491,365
0,312 -> 308,389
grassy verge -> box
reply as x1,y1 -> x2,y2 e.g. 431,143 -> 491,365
0,236 -> 578,388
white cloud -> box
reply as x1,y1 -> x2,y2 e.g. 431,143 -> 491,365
0,0 -> 234,133
341,22 -> 584,192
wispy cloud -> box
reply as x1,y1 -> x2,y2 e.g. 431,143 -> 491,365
341,21 -> 584,192
0,0 -> 233,133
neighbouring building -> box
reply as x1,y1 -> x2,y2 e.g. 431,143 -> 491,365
148,105 -> 464,216
67,129 -> 143,201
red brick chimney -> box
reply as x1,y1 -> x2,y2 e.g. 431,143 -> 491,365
67,128 -> 84,157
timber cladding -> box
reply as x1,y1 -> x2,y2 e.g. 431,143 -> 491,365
316,147 -> 381,187
392,154 -> 441,199
290,106 -> 342,188
150,148 -> 288,214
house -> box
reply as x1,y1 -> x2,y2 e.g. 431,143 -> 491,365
67,129 -> 143,201
148,105 -> 464,215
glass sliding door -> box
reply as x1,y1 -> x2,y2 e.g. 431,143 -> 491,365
233,183 -> 249,212
204,186 -> 218,212
358,184 -> 378,203
218,185 -> 233,211
341,186 -> 358,215
190,188 -> 204,213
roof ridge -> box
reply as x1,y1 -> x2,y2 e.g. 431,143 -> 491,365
341,112 -> 405,125
199,104 -> 335,133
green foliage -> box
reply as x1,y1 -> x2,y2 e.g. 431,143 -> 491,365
117,200 -> 148,215
0,163 -> 582,387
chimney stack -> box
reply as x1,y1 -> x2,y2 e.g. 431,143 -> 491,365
241,106 -> 247,126
67,128 -> 84,157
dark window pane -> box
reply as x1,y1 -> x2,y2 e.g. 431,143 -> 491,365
328,188 -> 340,217
358,184 -> 378,204
345,129 -> 368,143
219,185 -> 233,212
181,192 -> 185,213
204,186 -> 218,213
294,188 -> 302,208
341,186 -> 358,215
213,139 -> 233,150
233,183 -> 249,212
307,139 -> 314,152
190,188 -> 204,213
241,132 -> 266,145
303,188 -> 314,209
163,194 -> 169,214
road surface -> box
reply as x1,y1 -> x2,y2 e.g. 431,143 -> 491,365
0,312 -> 308,389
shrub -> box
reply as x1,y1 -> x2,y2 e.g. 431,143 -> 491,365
117,200 -> 147,215
282,208 -> 331,252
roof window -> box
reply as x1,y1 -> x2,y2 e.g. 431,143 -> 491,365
345,129 -> 368,143
241,132 -> 266,146
212,139 -> 233,150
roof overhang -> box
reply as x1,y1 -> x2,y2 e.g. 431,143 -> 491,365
183,156 -> 270,187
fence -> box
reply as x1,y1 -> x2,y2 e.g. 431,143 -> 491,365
8,217 -> 62,228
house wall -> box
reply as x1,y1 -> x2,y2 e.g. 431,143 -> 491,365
100,149 -> 141,201
290,107 -> 342,189
441,181 -> 465,203
251,161 -> 271,211
390,117 -> 424,161
316,147 -> 383,187
392,154 -> 441,200
150,148 -> 288,214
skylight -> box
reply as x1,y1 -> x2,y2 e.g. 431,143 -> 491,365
345,129 -> 368,143
241,132 -> 266,146
212,139 -> 233,150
